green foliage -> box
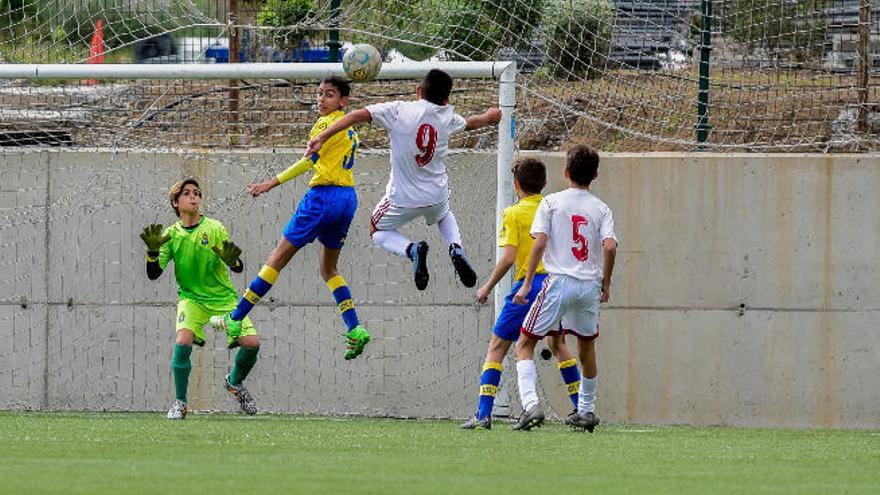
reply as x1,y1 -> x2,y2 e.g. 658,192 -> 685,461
256,0 -> 316,48
352,1 -> 438,61
544,0 -> 614,79
1,0 -> 188,62
719,0 -> 828,61
0,0 -> 39,39
441,0 -> 544,61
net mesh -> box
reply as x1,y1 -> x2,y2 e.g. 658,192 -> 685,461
0,0 -> 878,151
1,0 -> 879,418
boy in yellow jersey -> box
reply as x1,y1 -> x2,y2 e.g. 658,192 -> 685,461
140,178 -> 260,419
211,77 -> 370,360
461,157 -> 581,430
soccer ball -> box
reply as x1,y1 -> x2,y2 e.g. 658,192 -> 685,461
343,44 -> 382,82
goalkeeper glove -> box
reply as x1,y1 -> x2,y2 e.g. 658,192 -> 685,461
212,240 -> 242,268
139,224 -> 171,252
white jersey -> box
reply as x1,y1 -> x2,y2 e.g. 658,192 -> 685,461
530,188 -> 617,283
366,99 -> 467,208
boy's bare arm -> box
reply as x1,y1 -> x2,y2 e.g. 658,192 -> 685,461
249,155 -> 314,197
465,107 -> 502,130
513,234 -> 547,305
306,108 -> 372,155
601,238 -> 617,303
476,245 -> 517,304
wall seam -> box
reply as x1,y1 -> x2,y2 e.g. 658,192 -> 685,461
41,151 -> 51,410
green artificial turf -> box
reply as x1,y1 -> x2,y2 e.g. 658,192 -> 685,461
0,412 -> 877,494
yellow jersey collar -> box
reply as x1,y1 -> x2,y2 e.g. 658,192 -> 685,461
325,110 -> 344,121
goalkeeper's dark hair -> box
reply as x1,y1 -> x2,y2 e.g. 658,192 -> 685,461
169,178 -> 201,217
512,157 -> 546,195
566,145 -> 600,186
421,69 -> 453,105
321,76 -> 351,97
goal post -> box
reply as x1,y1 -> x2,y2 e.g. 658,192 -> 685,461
0,61 -> 514,81
0,62 -> 518,273
0,60 -> 521,416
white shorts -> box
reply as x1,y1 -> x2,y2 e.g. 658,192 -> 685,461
521,274 -> 601,340
371,196 -> 449,231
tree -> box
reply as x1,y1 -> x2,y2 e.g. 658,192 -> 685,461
350,1 -> 439,61
544,0 -> 614,79
257,0 -> 316,48
441,0 -> 544,61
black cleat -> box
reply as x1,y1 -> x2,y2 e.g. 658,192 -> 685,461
460,415 -> 492,430
512,404 -> 545,431
449,243 -> 477,288
410,241 -> 430,290
566,411 -> 600,433
225,374 -> 257,415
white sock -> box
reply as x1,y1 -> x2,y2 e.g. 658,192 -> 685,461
373,230 -> 412,259
437,212 -> 462,247
578,376 -> 597,414
516,359 -> 539,411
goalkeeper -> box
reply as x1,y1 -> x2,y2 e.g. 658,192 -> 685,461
141,178 -> 260,420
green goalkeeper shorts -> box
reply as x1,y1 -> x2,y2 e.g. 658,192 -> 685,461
175,298 -> 257,347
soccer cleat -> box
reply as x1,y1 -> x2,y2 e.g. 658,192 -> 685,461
210,314 -> 243,344
566,411 -> 600,433
225,374 -> 257,415
511,404 -> 545,431
167,399 -> 187,420
344,325 -> 371,360
460,415 -> 492,430
449,244 -> 477,288
410,241 -> 430,290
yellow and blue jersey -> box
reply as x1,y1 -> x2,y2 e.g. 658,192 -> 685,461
307,110 -> 359,188
499,194 -> 547,281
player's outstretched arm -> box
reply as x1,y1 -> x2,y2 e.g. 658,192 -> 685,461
306,108 -> 372,155
513,234 -> 547,305
476,245 -> 517,304
601,238 -> 617,303
465,107 -> 501,130
249,155 -> 315,197
212,240 -> 244,272
248,177 -> 280,197
140,224 -> 170,280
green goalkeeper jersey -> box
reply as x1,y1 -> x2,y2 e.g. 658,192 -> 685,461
158,216 -> 238,305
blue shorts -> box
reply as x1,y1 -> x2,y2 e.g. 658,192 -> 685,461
284,186 -> 357,250
492,273 -> 549,341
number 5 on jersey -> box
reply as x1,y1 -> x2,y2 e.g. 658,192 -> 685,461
415,123 -> 437,166
571,215 -> 589,261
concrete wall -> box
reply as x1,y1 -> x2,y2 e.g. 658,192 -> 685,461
1,149 -> 878,428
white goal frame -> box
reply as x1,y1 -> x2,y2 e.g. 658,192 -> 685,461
0,58 -> 519,361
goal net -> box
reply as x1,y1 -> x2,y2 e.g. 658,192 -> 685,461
1,0 -> 878,151
1,0 -> 878,418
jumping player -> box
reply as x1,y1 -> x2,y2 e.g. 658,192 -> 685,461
461,157 -> 582,430
306,69 -> 501,291
211,77 -> 370,360
141,178 -> 260,419
511,146 -> 618,432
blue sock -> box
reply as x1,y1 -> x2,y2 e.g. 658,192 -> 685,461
476,361 -> 502,419
327,275 -> 360,331
558,358 -> 582,409
231,265 -> 278,321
